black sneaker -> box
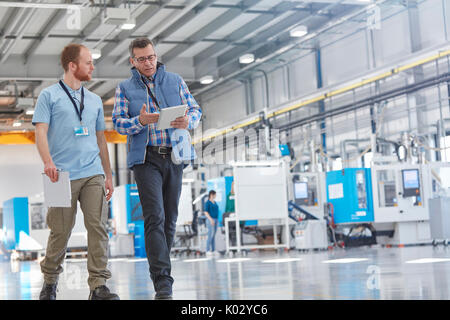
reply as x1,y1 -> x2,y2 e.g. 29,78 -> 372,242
39,282 -> 57,300
88,285 -> 120,300
154,287 -> 173,300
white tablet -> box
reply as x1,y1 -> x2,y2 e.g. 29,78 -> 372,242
156,104 -> 188,130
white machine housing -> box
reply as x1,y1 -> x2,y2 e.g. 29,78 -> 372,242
228,160 -> 290,252
294,220 -> 328,250
371,163 -> 434,245
28,194 -> 87,250
290,171 -> 327,220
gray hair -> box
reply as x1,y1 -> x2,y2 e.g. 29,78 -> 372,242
129,37 -> 155,57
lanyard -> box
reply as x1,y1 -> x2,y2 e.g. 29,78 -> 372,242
141,76 -> 160,110
59,80 -> 84,122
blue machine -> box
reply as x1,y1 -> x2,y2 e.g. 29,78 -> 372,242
326,168 -> 374,224
2,197 -> 29,250
279,144 -> 291,157
111,184 -> 146,257
206,177 -> 257,226
207,177 -> 233,227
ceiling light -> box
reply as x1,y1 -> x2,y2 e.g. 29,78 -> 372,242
121,18 -> 136,30
91,49 -> 101,60
104,8 -> 132,26
239,53 -> 255,64
199,75 -> 214,85
25,108 -> 34,115
290,25 -> 308,38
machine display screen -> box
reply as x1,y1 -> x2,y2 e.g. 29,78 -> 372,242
294,182 -> 308,199
403,169 -> 419,188
402,169 -> 420,197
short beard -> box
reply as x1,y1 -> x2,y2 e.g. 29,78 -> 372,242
74,65 -> 91,82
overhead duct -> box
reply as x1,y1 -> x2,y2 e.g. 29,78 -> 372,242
15,97 -> 34,109
0,97 -> 15,106
103,8 -> 132,26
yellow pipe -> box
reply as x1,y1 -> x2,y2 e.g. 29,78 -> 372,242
193,49 -> 450,145
0,130 -> 127,145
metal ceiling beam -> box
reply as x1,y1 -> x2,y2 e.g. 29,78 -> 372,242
193,0 -> 301,66
87,81 -> 107,91
23,9 -> 67,64
216,9 -> 323,67
72,0 -> 116,45
93,0 -> 179,65
0,7 -> 25,52
3,34 -> 237,44
0,0 -> 42,63
192,0 -> 379,96
152,0 -> 216,42
111,0 -> 214,66
0,54 -> 196,82
161,0 -> 262,64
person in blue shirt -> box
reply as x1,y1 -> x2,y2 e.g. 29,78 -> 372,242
32,44 -> 118,300
204,190 -> 220,256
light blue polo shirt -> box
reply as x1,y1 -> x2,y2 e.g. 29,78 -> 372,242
32,81 -> 106,180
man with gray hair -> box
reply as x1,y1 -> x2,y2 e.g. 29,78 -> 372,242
112,38 -> 201,300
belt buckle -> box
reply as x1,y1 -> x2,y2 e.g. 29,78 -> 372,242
158,147 -> 164,154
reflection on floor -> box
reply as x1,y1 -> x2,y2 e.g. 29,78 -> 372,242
1,245 -> 450,300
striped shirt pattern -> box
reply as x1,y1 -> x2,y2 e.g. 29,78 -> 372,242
112,75 -> 201,147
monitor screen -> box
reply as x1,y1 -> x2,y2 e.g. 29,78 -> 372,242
402,169 -> 420,189
294,182 -> 308,199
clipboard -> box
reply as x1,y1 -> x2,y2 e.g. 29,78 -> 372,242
42,170 -> 72,208
156,104 -> 188,130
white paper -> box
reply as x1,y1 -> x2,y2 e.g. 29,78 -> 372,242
156,104 -> 188,130
328,183 -> 344,200
43,171 -> 72,207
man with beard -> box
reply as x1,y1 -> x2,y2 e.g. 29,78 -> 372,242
32,44 -> 119,300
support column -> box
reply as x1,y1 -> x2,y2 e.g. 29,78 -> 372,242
407,0 -> 430,160
315,46 -> 326,157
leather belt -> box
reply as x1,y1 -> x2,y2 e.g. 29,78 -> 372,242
148,146 -> 172,155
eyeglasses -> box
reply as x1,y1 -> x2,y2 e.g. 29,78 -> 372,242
134,54 -> 157,63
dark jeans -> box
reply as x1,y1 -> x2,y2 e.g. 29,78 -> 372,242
133,150 -> 184,292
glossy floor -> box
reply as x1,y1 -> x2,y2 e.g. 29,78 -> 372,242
1,245 -> 450,300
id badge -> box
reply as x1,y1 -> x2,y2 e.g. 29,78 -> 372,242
74,125 -> 89,137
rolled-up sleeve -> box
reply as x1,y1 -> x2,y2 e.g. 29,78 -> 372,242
112,85 -> 145,135
179,79 -> 202,130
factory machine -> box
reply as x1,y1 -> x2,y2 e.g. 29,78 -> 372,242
325,165 -> 438,246
326,168 -> 375,224
325,132 -> 450,246
110,184 -> 146,257
226,159 -> 291,254
111,180 -> 202,258
207,176 -> 234,228
290,171 -> 329,250
371,163 -> 434,245
2,195 -> 88,256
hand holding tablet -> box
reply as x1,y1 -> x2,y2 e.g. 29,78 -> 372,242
138,104 -> 159,125
156,104 -> 188,130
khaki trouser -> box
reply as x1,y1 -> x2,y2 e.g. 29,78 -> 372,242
40,174 -> 111,291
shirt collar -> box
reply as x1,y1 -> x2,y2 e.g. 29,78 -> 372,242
62,80 -> 82,94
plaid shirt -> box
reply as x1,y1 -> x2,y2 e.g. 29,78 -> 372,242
112,75 -> 201,147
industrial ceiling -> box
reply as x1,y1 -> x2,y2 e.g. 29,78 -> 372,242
0,0 -> 378,130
